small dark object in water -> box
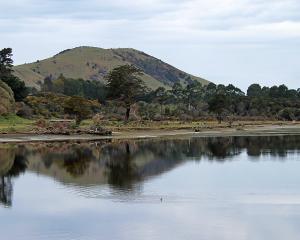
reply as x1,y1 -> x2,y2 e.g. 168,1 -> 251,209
194,127 -> 201,132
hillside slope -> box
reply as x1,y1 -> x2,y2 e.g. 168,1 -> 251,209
13,46 -> 209,90
0,80 -> 15,115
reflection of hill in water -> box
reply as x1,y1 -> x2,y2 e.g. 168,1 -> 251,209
1,135 -> 300,206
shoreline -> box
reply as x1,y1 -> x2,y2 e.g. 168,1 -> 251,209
1,124 -> 300,143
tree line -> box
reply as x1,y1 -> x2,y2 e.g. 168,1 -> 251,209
1,47 -> 300,123
40,65 -> 300,122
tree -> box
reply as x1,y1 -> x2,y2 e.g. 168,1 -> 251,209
216,84 -> 226,93
247,84 -> 262,97
208,93 -> 230,123
42,75 -> 107,102
106,64 -> 146,121
183,81 -> 204,110
278,108 -> 295,121
269,86 -> 280,98
261,86 -> 270,97
171,82 -> 184,103
42,75 -> 54,92
278,84 -> 288,98
0,48 -> 13,76
226,84 -> 244,96
0,48 -> 28,101
1,75 -> 28,101
64,96 -> 95,125
153,87 -> 169,115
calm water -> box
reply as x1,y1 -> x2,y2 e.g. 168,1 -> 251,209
1,135 -> 300,240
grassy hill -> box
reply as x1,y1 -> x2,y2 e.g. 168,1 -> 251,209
13,46 -> 209,90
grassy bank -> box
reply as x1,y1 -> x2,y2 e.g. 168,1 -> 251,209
0,114 -> 34,133
0,115 -> 298,134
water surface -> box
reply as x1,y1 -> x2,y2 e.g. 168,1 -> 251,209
1,135 -> 300,240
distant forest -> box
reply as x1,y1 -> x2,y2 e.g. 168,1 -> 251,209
1,47 -> 300,122
35,72 -> 300,122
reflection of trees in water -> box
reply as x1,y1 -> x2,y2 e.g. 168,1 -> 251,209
1,135 -> 300,201
0,145 -> 28,208
0,176 -> 13,207
6,155 -> 28,177
23,142 -> 109,177
102,135 -> 300,189
101,138 -> 243,189
105,143 -> 141,190
63,148 -> 94,177
245,135 -> 300,157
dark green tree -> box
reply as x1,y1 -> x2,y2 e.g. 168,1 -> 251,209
278,84 -> 288,98
0,48 -> 28,101
208,93 -> 230,123
0,48 -> 13,76
64,96 -> 94,125
153,87 -> 169,115
261,86 -> 270,97
226,84 -> 244,96
105,64 -> 146,121
183,81 -> 204,110
171,82 -> 184,103
42,75 -> 54,92
247,84 -> 262,97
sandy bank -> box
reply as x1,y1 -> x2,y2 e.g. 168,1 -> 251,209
1,124 -> 300,143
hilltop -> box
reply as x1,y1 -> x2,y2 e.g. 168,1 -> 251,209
13,46 -> 209,90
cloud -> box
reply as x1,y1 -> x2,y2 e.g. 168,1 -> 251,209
2,0 -> 300,44
0,0 -> 299,89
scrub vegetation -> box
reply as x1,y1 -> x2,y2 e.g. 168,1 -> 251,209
1,47 -> 300,134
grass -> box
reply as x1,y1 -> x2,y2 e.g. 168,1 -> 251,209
0,114 -> 34,133
0,116 -> 298,134
13,46 -> 208,91
81,119 -> 297,131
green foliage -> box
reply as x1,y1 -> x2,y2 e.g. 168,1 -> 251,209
64,96 -> 99,125
8,44 -> 300,123
0,114 -> 33,132
247,84 -> 262,97
278,108 -> 300,121
142,81 -> 300,122
1,75 -> 28,101
25,93 -> 67,118
0,48 -> 28,101
42,74 -> 107,102
0,48 -> 13,75
0,114 -> 31,125
138,102 -> 160,120
106,64 -> 147,120
208,93 -> 230,123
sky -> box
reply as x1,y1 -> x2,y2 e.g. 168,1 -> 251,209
1,0 -> 300,91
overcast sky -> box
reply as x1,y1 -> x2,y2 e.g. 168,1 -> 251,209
1,0 -> 299,90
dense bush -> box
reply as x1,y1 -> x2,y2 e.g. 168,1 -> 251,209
42,74 -> 107,102
25,92 -> 100,119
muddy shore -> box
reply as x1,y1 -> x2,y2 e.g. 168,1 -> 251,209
1,124 -> 300,143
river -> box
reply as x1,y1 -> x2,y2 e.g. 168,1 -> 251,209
1,135 -> 300,240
